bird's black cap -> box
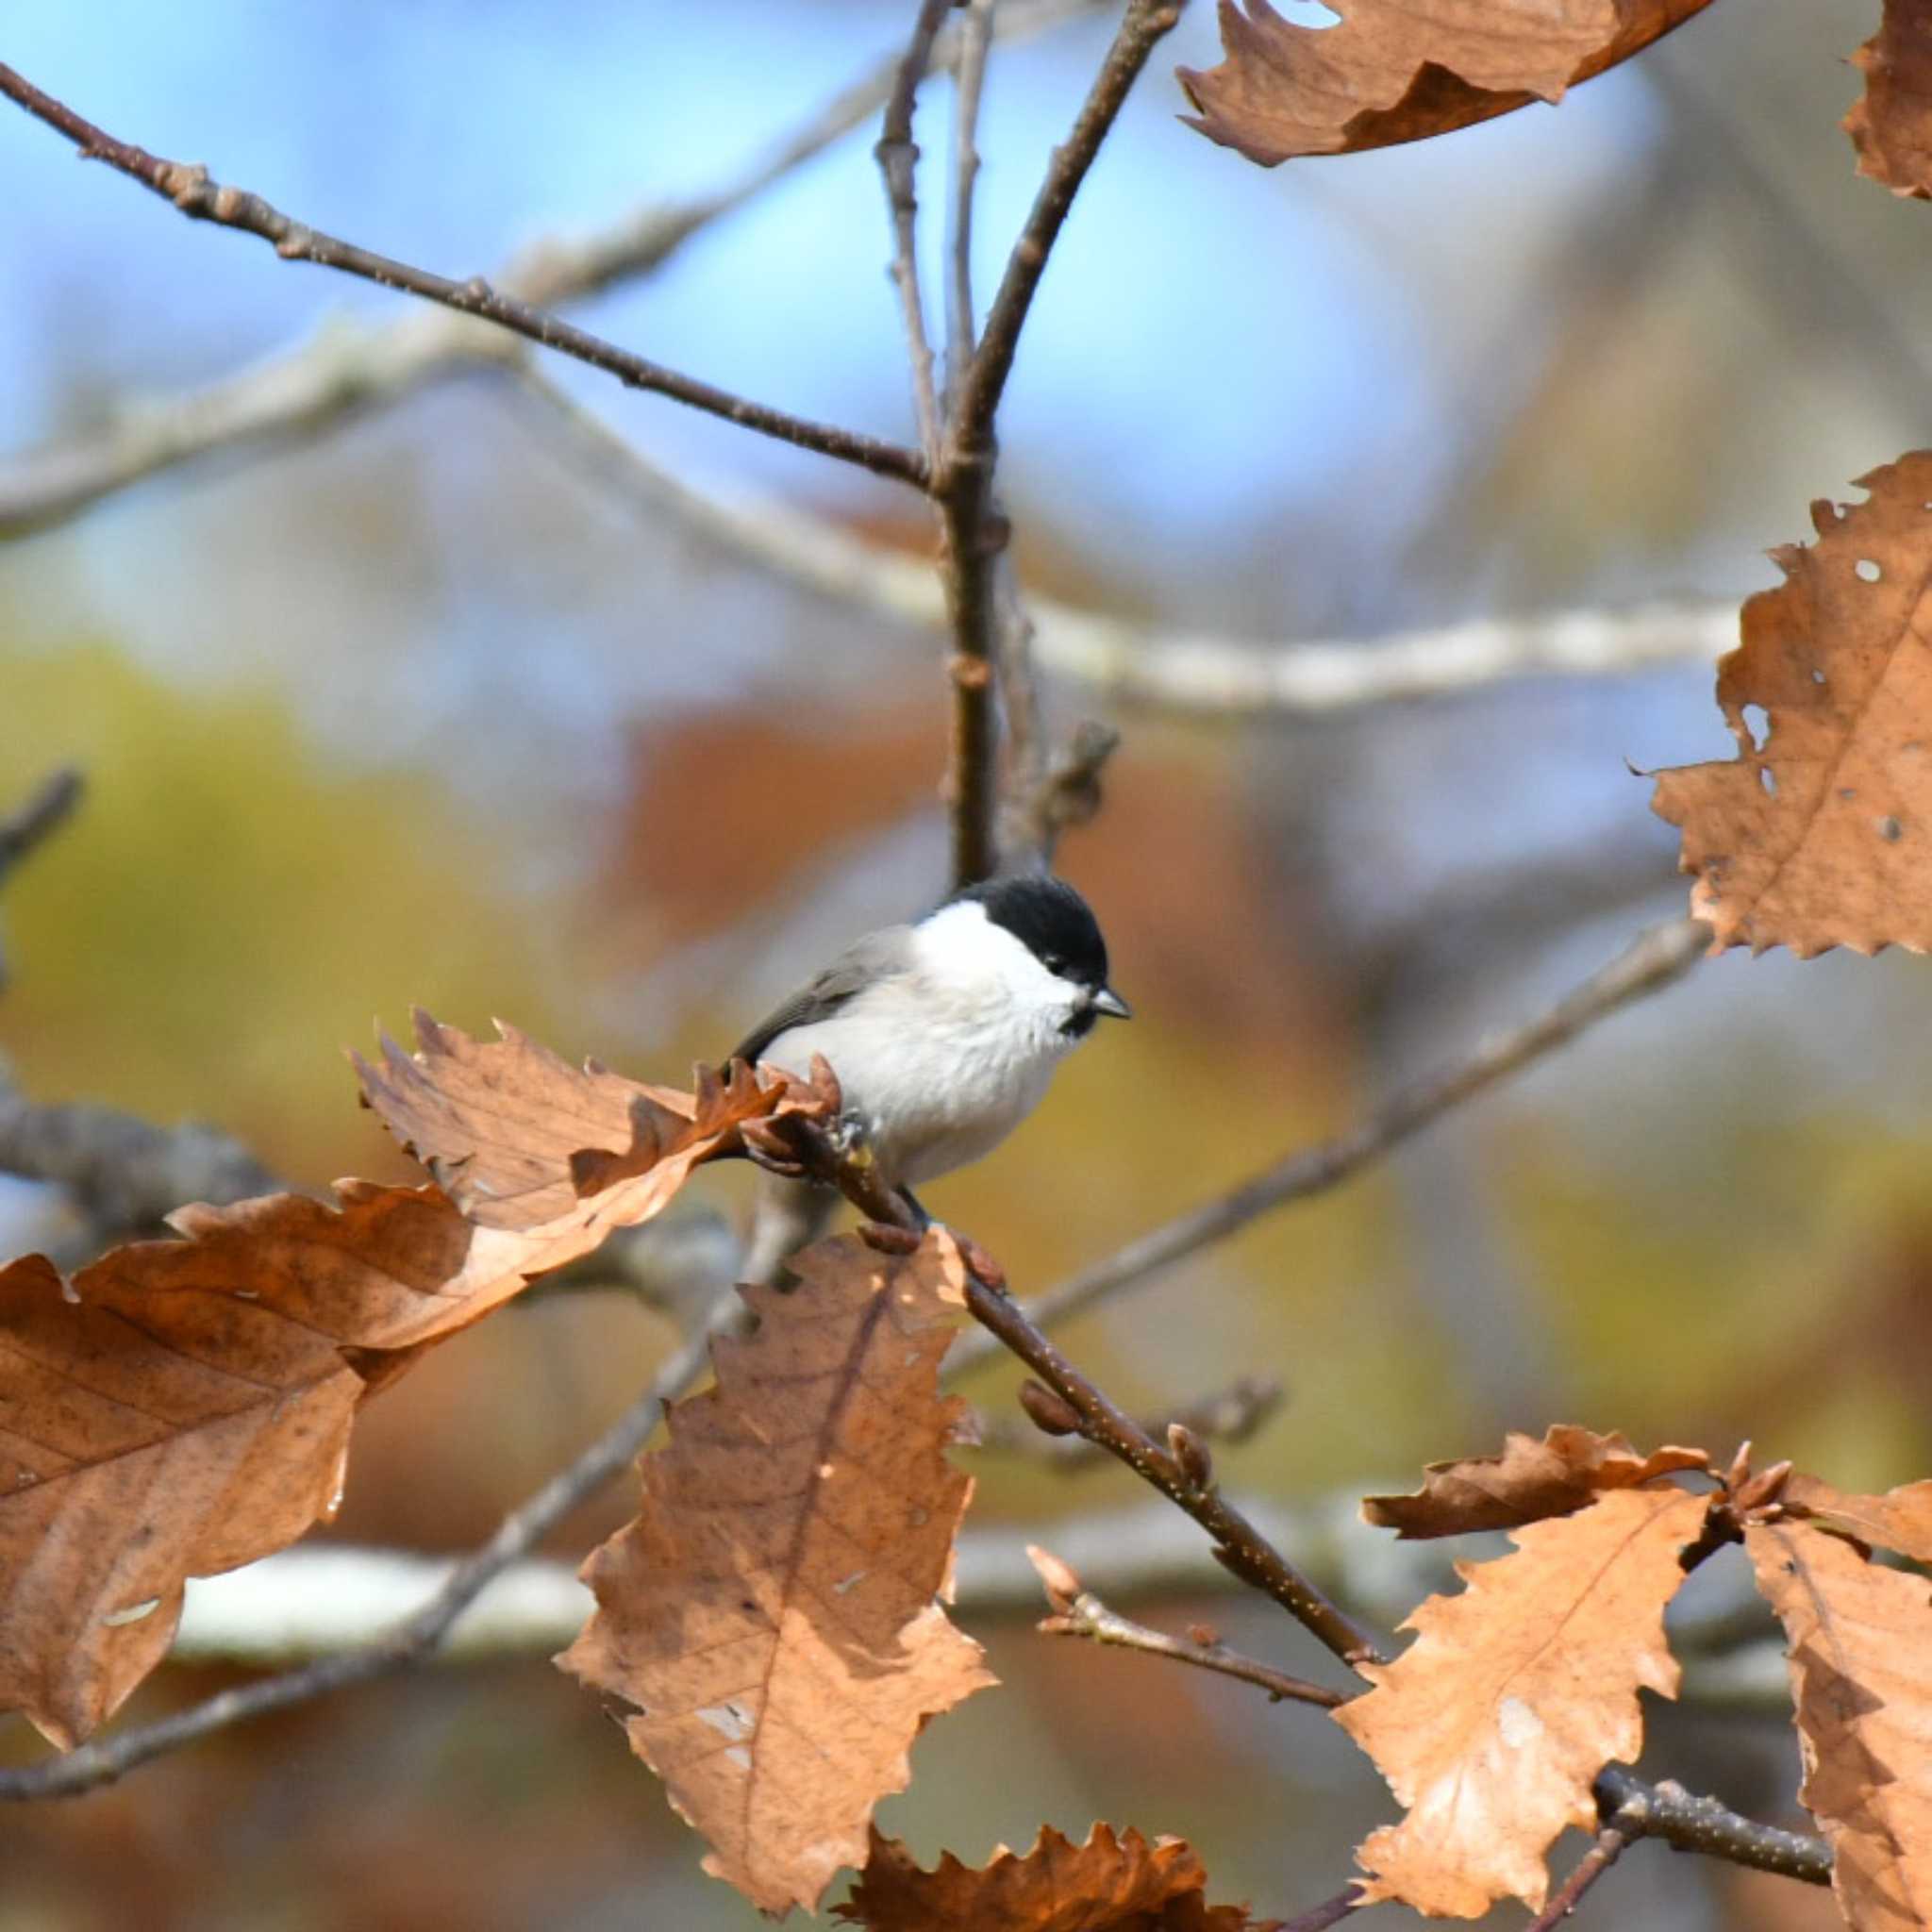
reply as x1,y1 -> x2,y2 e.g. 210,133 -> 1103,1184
950,874 -> 1124,1013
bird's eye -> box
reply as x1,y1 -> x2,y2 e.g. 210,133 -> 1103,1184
1041,952 -> 1065,975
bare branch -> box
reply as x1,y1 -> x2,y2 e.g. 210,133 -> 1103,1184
0,62 -> 927,488
0,1077 -> 281,1241
0,768 -> 83,891
1030,1543 -> 1344,1707
944,0 -> 996,403
948,0 -> 1185,450
504,382 -> 1740,717
877,0 -> 953,464
949,913 -> 1711,1377
0,1290 -> 739,1802
1591,1767 -> 1831,1888
931,0 -> 1185,887
0,1 -> 1105,538
1524,1829 -> 1629,1932
751,1112 -> 1386,1668
1279,1889 -> 1364,1932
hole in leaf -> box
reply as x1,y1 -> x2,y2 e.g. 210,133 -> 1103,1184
1811,668 -> 1827,685
1857,558 -> 1883,583
1878,815 -> 1904,842
1758,767 -> 1777,797
1740,704 -> 1771,750
102,1596 -> 161,1628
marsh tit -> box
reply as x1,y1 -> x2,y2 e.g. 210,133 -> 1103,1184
730,875 -> 1128,1271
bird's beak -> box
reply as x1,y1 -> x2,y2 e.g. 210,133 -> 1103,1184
1091,986 -> 1132,1021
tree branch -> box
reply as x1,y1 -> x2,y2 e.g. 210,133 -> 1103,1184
0,63 -> 927,488
1524,1829 -> 1629,1932
0,1077 -> 281,1241
930,0 -> 1187,887
947,0 -> 1183,449
0,1 -> 1106,539
0,1289 -> 739,1801
1029,1542 -> 1344,1707
877,0 -> 953,465
944,0 -> 996,406
1591,1766 -> 1830,1888
0,768 -> 83,890
948,912 -> 1711,1377
503,377 -> 1740,717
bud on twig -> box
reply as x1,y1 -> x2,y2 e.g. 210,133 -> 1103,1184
1025,1542 -> 1083,1616
1019,1379 -> 1084,1438
1168,1421 -> 1213,1489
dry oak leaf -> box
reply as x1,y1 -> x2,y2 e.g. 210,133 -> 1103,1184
1335,1485 -> 1707,1916
1363,1424 -> 1708,1538
0,1046 -> 778,1752
1651,452 -> 1932,957
1847,1 -> 1932,201
837,1824 -> 1280,1932
1783,1474 -> 1932,1567
1748,1519 -> 1932,1931
559,1229 -> 995,1918
1177,0 -> 1714,167
353,1009 -> 807,1231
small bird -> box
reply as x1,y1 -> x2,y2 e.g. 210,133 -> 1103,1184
730,874 -> 1128,1272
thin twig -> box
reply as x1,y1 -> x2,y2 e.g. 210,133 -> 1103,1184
949,912 -> 1711,1376
947,0 -> 1184,449
0,63 -> 926,489
0,1291 -> 738,1801
1591,1767 -> 1831,1887
961,1273 -> 1385,1665
1030,1546 -> 1343,1707
877,0 -> 953,465
1524,1829 -> 1629,1931
1279,1890 -> 1363,1932
932,0 -> 1186,888
945,0 -> 996,404
0,768 -> 83,889
0,0 -> 1106,539
974,1370 -> 1281,1467
755,1116 -> 1384,1669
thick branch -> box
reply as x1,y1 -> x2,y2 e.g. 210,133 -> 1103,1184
0,63 -> 926,488
1591,1767 -> 1830,1888
0,1080 -> 280,1239
950,913 -> 1710,1376
506,381 -> 1740,717
0,1291 -> 738,1801
931,0 -> 1185,887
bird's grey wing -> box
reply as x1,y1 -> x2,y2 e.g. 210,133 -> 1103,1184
729,925 -> 915,1067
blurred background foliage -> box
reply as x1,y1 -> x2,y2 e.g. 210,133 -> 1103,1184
0,1 -> 1919,1926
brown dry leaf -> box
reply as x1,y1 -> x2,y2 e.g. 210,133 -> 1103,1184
837,1824 -> 1279,1931
1847,2 -> 1932,200
1363,1425 -> 1708,1538
1,1036 -> 778,1750
1652,453 -> 1932,957
1177,0 -> 1714,167
559,1230 -> 996,1918
1784,1474 -> 1932,1566
353,1009 -> 791,1229
1336,1486 -> 1707,1916
1748,1520 -> 1932,1930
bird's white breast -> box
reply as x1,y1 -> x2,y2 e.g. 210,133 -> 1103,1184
760,901 -> 1081,1186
